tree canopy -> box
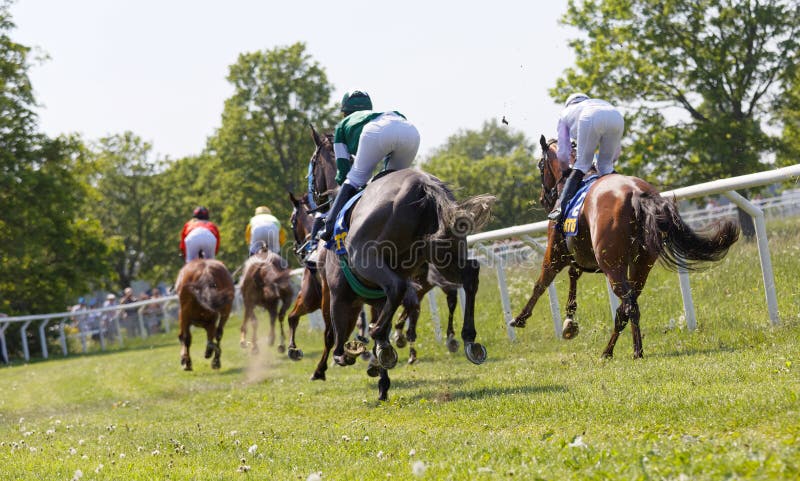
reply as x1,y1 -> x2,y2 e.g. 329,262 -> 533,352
554,0 -> 800,187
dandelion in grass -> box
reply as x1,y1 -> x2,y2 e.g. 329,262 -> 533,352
248,444 -> 257,455
94,464 -> 104,474
237,465 -> 251,473
71,469 -> 83,480
78,439 -> 85,446
119,453 -> 126,459
408,449 -> 416,457
568,435 -> 587,448
307,472 -> 322,481
341,435 -> 350,442
363,436 -> 369,442
151,449 -> 160,456
29,446 -> 37,453
377,450 -> 385,459
46,429 -> 55,435
69,447 -> 77,455
411,460 -> 426,476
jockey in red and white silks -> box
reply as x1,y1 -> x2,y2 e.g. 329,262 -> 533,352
180,206 -> 220,262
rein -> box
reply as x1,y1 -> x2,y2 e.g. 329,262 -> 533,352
539,139 -> 562,210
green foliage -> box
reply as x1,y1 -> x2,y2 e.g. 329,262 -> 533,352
0,220 -> 798,479
207,42 -> 337,266
777,68 -> 800,167
555,0 -> 800,187
0,3 -> 112,315
423,119 -> 542,229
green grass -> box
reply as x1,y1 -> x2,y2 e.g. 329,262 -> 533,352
1,219 -> 799,480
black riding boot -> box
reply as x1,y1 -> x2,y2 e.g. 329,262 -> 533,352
308,215 -> 325,244
319,183 -> 358,242
548,169 -> 584,222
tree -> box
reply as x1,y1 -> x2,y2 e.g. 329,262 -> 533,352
85,132 -> 168,289
777,68 -> 800,167
0,2 -> 111,316
423,119 -> 540,229
554,0 -> 800,187
207,42 -> 337,265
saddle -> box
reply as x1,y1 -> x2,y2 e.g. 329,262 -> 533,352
561,174 -> 600,236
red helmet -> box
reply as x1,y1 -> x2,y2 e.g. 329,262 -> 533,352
192,206 -> 210,220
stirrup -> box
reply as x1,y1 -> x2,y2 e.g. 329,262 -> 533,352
547,207 -> 561,221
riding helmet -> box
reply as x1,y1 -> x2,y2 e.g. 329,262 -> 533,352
255,206 -> 271,215
341,90 -> 372,115
193,206 -> 210,220
564,93 -> 589,108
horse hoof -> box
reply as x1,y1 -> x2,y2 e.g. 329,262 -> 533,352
464,342 -> 487,365
267,335 -> 275,346
360,351 -> 371,362
211,359 -> 221,370
366,364 -> 381,378
562,318 -> 579,340
310,371 -> 326,381
288,348 -> 304,361
376,344 -> 398,370
277,344 -> 286,354
334,354 -> 356,367
239,340 -> 248,349
344,339 -> 366,357
408,354 -> 417,365
446,335 -> 460,353
392,330 -> 407,348
181,358 -> 192,371
204,348 -> 214,359
509,317 -> 526,329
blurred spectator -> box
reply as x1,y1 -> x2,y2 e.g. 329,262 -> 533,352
119,287 -> 139,337
143,288 -> 165,334
102,293 -> 118,338
69,297 -> 88,334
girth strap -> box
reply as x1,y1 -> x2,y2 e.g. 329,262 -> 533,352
338,256 -> 386,299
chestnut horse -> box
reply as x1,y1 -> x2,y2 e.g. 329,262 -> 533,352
286,191 -> 370,369
511,136 -> 739,358
238,243 -> 296,356
175,258 -> 235,370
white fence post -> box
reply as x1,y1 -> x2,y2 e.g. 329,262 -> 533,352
677,267 -> 697,330
477,245 -> 516,341
723,190 -> 780,325
38,319 -> 51,359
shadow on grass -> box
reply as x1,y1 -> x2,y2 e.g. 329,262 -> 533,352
406,383 -> 568,402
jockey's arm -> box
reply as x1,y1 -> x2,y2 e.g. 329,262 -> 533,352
333,142 -> 351,185
245,222 -> 252,244
555,119 -> 572,171
279,227 -> 286,246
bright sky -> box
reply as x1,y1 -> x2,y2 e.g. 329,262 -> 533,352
11,1 -> 576,160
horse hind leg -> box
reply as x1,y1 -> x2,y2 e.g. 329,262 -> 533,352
179,327 -> 192,371
268,305 -> 285,353
562,266 -> 582,340
445,288 -> 459,353
240,305 -> 259,355
601,273 -> 635,359
391,310 -> 408,348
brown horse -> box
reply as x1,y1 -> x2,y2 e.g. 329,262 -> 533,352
511,136 -> 739,358
175,258 -> 235,370
238,243 -> 296,356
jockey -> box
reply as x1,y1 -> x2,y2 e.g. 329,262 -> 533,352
180,206 -> 221,262
548,93 -> 625,222
246,205 -> 286,256
319,90 -> 421,242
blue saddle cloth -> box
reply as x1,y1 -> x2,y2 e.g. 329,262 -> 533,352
325,190 -> 365,254
562,175 -> 599,237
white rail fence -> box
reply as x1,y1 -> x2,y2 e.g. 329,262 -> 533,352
2,164 -> 799,364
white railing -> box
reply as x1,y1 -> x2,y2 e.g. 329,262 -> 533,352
2,165 -> 799,363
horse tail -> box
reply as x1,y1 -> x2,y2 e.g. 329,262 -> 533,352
633,192 -> 739,271
190,268 -> 234,312
420,176 -> 495,241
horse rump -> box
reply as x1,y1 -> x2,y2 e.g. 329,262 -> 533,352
633,192 -> 739,271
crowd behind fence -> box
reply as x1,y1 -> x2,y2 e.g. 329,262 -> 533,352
2,181 -> 799,365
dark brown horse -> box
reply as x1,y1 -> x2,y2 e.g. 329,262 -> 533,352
310,128 -> 494,400
238,243 -> 296,356
511,136 -> 739,358
175,258 -> 235,370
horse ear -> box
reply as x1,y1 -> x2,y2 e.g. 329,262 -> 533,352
310,124 -> 322,147
288,191 -> 300,207
539,135 -> 548,152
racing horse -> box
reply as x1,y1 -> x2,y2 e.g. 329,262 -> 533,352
310,128 -> 495,400
290,190 -> 461,366
175,258 -> 235,370
510,135 -> 739,358
238,242 -> 296,356
286,191 -> 370,370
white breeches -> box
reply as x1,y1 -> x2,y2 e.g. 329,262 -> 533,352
346,113 -> 421,188
573,107 -> 624,175
184,228 -> 217,261
250,224 -> 280,254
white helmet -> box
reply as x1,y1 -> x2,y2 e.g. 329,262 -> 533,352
564,93 -> 589,107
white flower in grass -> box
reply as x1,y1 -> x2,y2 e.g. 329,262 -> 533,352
247,444 -> 257,455
18,417 -> 24,424
81,454 -> 88,460
341,435 -> 350,442
29,447 -> 37,453
306,472 -> 322,481
237,465 -> 251,473
71,469 -> 83,480
408,449 -> 416,457
54,420 -> 62,425
363,436 -> 369,442
94,464 -> 104,474
46,429 -> 55,435
411,461 -> 426,476
151,449 -> 160,456
229,430 -> 238,436
119,453 -> 126,459
78,439 -> 85,446
69,447 -> 77,455
568,435 -> 587,448
137,446 -> 144,452
376,450 -> 385,459
23,431 -> 33,437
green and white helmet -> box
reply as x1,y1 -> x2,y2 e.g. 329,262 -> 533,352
341,90 -> 372,114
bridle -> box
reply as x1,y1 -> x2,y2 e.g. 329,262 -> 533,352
309,137 -> 337,210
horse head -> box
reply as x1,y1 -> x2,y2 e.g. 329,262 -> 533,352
288,191 -> 313,246
309,125 -> 338,208
538,135 -> 563,211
